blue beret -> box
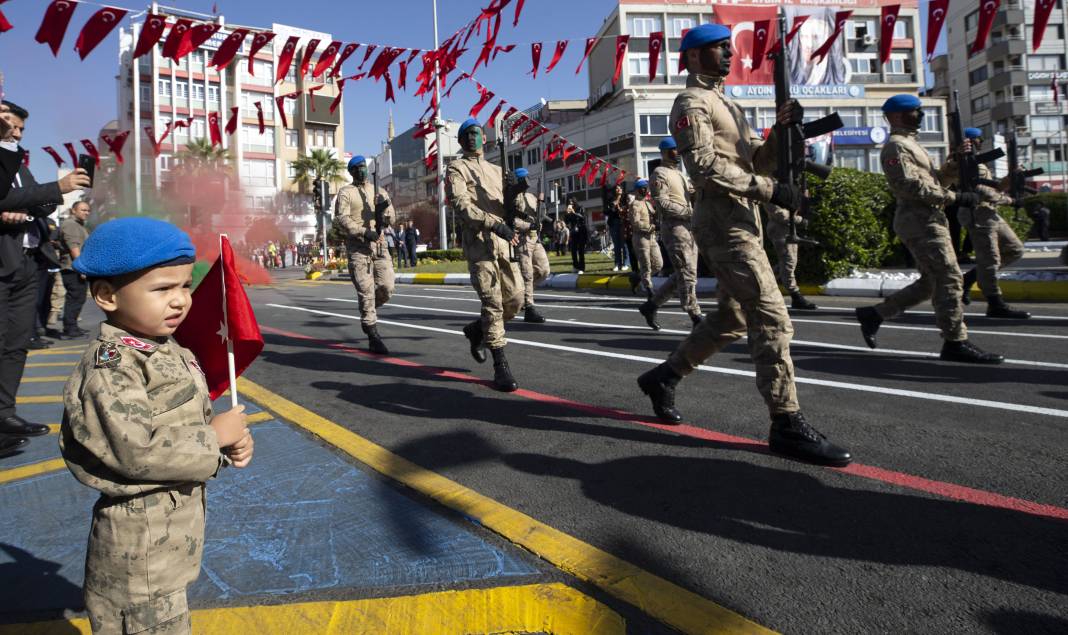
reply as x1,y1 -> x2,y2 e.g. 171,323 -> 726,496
882,94 -> 922,113
515,168 -> 528,178
634,178 -> 649,190
680,23 -> 731,52
348,155 -> 366,168
74,217 -> 195,277
458,118 -> 481,136
658,137 -> 677,151
964,127 -> 983,139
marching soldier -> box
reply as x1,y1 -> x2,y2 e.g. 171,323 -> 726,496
513,167 -> 550,323
636,23 -> 851,466
763,202 -> 818,310
334,155 -> 395,355
641,136 -> 703,330
629,179 -> 664,329
954,128 -> 1029,319
445,118 -> 524,392
855,95 -> 1003,363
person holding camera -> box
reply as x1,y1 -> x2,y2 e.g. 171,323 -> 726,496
564,197 -> 587,273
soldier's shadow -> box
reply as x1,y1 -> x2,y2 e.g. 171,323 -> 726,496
0,543 -> 83,627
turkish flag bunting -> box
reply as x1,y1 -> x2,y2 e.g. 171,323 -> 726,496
100,130 -> 130,164
586,161 -> 600,186
765,15 -> 807,59
492,44 -> 515,60
63,142 -> 79,167
134,14 -> 167,58
210,28 -> 248,69
473,41 -> 494,72
332,43 -> 359,77
174,235 -> 264,401
547,137 -> 562,160
0,3 -> 12,34
751,21 -> 771,71
36,0 -> 79,56
678,28 -> 690,73
370,47 -> 405,80
880,5 -> 901,64
545,40 -> 568,74
75,7 -> 128,60
508,113 -> 527,138
529,42 -> 542,77
79,139 -> 100,167
312,40 -> 341,78
925,0 -> 949,59
1034,0 -> 1057,51
601,165 -> 611,187
562,144 -> 578,162
970,0 -> 1000,55
299,39 -> 320,79
208,112 -> 222,146
183,22 -> 221,59
516,119 -> 539,142
486,100 -> 505,127
254,101 -> 265,133
612,35 -> 630,84
397,61 -> 410,89
247,31 -> 275,75
615,170 -> 626,185
275,35 -> 300,84
305,84 -> 325,111
575,36 -> 597,74
145,125 -> 170,156
42,146 -> 65,167
225,106 -> 239,135
358,44 -> 377,71
383,70 -> 395,102
412,120 -> 435,139
275,92 -> 299,128
469,86 -> 495,118
330,79 -> 347,114
161,19 -> 193,60
513,0 -> 525,26
577,156 -> 591,178
648,31 -> 664,81
810,10 -> 852,62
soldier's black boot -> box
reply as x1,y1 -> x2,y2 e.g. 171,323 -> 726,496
940,339 -> 1004,364
362,324 -> 389,355
629,272 -> 640,295
790,290 -> 818,310
490,347 -> 518,392
523,304 -> 546,323
985,294 -> 1031,319
637,363 -> 682,423
638,300 -> 661,331
690,314 -> 703,328
768,412 -> 852,467
462,320 -> 487,364
855,306 -> 882,349
961,268 -> 977,305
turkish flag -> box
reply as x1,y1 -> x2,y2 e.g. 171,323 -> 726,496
358,44 -> 377,71
926,0 -> 949,60
161,19 -> 193,60
513,0 -> 525,27
332,43 -> 359,77
577,156 -> 592,179
225,106 -> 239,135
182,22 -> 221,59
750,21 -> 770,71
134,14 -> 167,59
276,35 -> 300,83
716,6 -> 777,85
562,144 -> 578,162
545,40 -> 568,74
75,7 -> 127,60
970,0 -> 1000,55
330,78 -> 347,113
384,70 -> 396,102
246,31 -> 275,75
210,28 -> 248,69
208,112 -> 222,146
100,130 -> 130,164
486,100 -> 504,127
612,35 -> 630,84
299,39 -> 320,79
313,40 -> 341,78
0,9 -> 11,33
880,5 -> 901,64
35,0 -> 79,56
254,101 -> 265,133
529,42 -> 542,77
469,86 -> 494,118
1034,0 -> 1057,52
648,31 -> 664,81
145,124 -> 170,156
174,235 -> 263,401
765,15 -> 808,60
42,146 -> 65,167
63,142 -> 79,167
575,36 -> 597,74
810,10 -> 852,63
79,139 -> 100,167
369,47 -> 405,80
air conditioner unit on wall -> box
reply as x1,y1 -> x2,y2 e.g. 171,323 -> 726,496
862,34 -> 875,46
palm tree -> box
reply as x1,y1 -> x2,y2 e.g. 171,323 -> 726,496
176,137 -> 231,176
292,148 -> 347,188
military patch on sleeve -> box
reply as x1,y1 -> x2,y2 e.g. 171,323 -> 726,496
95,342 -> 122,369
887,158 -> 901,166
675,115 -> 690,130
188,359 -> 205,376
118,336 -> 158,353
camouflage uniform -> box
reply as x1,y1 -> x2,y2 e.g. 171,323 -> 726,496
334,181 -> 396,326
763,203 -> 800,293
666,73 -> 798,415
651,162 -> 701,318
958,164 -> 1022,298
445,152 -> 523,348
514,192 -> 550,307
628,196 -> 663,297
871,128 -> 966,341
61,323 -> 224,635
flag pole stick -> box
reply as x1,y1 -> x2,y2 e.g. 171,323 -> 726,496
219,233 -> 239,409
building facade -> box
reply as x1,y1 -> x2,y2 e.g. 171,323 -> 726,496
116,4 -> 345,242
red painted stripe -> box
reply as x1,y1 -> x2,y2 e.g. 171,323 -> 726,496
259,324 -> 1068,523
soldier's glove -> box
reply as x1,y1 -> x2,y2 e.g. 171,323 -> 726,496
363,228 -> 380,242
955,191 -> 980,209
374,199 -> 390,215
492,223 -> 516,241
769,182 -> 802,212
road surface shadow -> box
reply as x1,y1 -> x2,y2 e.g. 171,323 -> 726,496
0,543 -> 83,627
792,351 -> 1066,387
982,608 -> 1068,634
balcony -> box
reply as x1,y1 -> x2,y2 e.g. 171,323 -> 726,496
989,70 -> 1028,92
991,101 -> 1031,119
986,38 -> 1026,60
993,9 -> 1025,29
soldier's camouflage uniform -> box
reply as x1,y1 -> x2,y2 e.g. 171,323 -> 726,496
763,203 -> 801,294
334,181 -> 396,326
628,195 -> 663,297
666,73 -> 799,415
61,323 -> 225,634
651,162 -> 701,318
514,192 -> 550,307
953,163 -> 1022,298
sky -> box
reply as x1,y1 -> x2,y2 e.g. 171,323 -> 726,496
1,0 -> 943,183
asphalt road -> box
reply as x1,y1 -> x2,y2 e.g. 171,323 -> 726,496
246,273 -> 1068,634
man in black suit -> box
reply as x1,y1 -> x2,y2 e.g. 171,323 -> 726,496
0,100 -> 90,458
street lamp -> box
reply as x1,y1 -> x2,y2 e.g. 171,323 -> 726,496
431,0 -> 448,249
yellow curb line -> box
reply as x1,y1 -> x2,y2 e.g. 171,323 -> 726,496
0,583 -> 626,635
412,272 -> 447,284
996,280 -> 1068,301
27,348 -> 86,357
238,377 -> 774,635
15,396 -> 62,404
18,376 -> 68,383
25,362 -> 77,368
0,458 -> 66,486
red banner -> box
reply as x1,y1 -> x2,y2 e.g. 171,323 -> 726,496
42,146 -> 65,167
969,0 -> 1000,55
63,142 -> 79,167
35,0 -> 79,57
925,0 -> 948,59
648,31 -> 664,81
74,6 -> 127,60
247,31 -> 275,75
134,14 -> 167,58
612,35 -> 629,84
529,42 -> 542,77
224,107 -> 239,135
100,130 -> 130,164
160,19 -> 192,60
545,40 -> 568,74
254,101 -> 265,133
79,139 -> 100,167
1033,0 -> 1057,52
208,112 -> 222,146
575,36 -> 596,74
879,5 -> 901,64
275,35 -> 300,84
299,39 -> 320,79
332,43 -> 359,77
810,10 -> 852,63
210,28 -> 248,69
715,6 -> 777,85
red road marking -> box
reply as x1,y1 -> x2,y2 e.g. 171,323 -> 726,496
260,324 -> 1068,523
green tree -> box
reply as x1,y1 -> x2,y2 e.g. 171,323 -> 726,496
176,137 -> 231,175
292,148 -> 347,187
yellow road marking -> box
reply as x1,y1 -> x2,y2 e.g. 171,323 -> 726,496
239,378 -> 774,635
30,344 -> 86,353
18,376 -> 68,383
15,396 -> 62,404
0,583 -> 625,635
48,424 -> 60,434
246,411 -> 273,424
0,459 -> 65,485
26,361 -> 76,368
27,348 -> 86,356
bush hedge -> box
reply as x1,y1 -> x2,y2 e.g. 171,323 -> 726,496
421,248 -> 465,261
1020,192 -> 1067,233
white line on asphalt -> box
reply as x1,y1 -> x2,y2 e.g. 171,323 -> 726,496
387,292 -> 1068,341
269,302 -> 1068,419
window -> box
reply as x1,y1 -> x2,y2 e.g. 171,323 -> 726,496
507,151 -> 523,172
668,16 -> 697,38
756,108 -> 776,131
190,118 -> 206,139
140,84 -> 152,104
189,51 -> 204,72
964,10 -> 979,32
286,161 -> 298,179
174,82 -> 189,100
668,53 -> 687,77
157,79 -> 171,97
285,128 -> 299,147
893,19 -> 908,40
1028,55 -> 1064,71
803,107 -> 828,124
242,124 -> 275,153
159,154 -> 173,172
207,84 -> 220,104
838,107 -> 863,128
742,107 -> 756,128
867,149 -> 883,173
848,55 -> 876,75
971,94 -> 990,112
846,19 -> 877,41
285,64 -> 298,84
835,148 -> 866,170
628,14 -> 662,38
192,83 -> 205,102
921,107 -> 944,133
867,109 -> 887,128
305,127 -> 335,148
283,95 -> 299,118
886,54 -> 912,75
1026,24 -> 1065,43
241,159 -> 276,187
628,53 -> 650,78
969,65 -> 988,85
246,60 -> 274,86
526,148 -> 540,165
1032,115 -> 1065,133
639,114 -> 669,136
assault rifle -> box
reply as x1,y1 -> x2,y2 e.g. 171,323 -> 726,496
371,159 -> 385,236
948,90 -> 1006,203
771,11 -> 842,245
1007,132 -> 1043,207
497,120 -> 532,262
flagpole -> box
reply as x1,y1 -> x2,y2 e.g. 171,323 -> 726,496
219,233 -> 239,408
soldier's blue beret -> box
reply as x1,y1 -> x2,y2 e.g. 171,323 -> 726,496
658,137 -> 677,151
74,217 -> 195,277
634,178 -> 649,189
458,118 -> 481,136
515,168 -> 529,178
348,155 -> 366,168
882,94 -> 922,113
679,24 -> 731,51
964,127 -> 983,139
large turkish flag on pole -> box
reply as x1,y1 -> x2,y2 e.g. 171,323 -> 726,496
715,5 -> 777,86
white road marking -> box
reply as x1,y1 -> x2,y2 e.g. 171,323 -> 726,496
268,302 -> 1068,419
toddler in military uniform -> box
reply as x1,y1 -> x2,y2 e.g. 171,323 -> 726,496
60,218 -> 253,634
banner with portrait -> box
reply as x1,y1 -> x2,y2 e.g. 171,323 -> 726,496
786,6 -> 851,86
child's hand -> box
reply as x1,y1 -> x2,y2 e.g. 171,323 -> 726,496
224,429 -> 254,468
210,405 -> 247,447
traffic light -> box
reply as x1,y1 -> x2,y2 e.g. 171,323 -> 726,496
317,179 -> 331,213
312,179 -> 323,212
